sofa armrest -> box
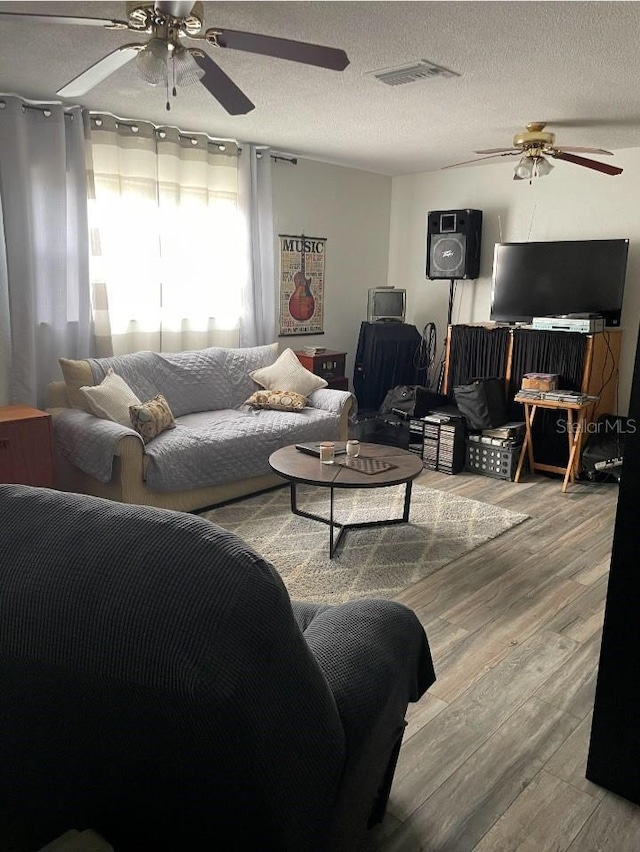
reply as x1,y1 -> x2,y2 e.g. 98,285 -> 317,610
308,388 -> 354,415
46,380 -> 71,409
299,598 -> 435,843
308,389 -> 355,442
299,598 -> 435,750
53,409 -> 143,483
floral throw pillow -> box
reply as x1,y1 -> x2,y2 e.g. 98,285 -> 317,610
129,394 -> 176,444
244,390 -> 307,412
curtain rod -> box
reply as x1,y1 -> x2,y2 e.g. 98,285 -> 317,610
0,95 -> 77,118
1,97 -> 299,165
88,111 -> 298,164
269,153 -> 298,165
89,111 -> 235,149
252,150 -> 298,164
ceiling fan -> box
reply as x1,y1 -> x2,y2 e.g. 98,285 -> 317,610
0,0 -> 350,115
443,122 -> 623,180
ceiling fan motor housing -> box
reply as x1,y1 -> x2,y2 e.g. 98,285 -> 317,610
513,127 -> 555,149
126,2 -> 203,35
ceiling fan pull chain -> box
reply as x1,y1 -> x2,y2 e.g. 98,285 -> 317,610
172,51 -> 177,98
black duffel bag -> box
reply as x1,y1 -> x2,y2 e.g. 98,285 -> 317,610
379,385 -> 450,418
453,377 -> 507,430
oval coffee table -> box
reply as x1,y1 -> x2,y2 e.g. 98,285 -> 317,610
268,442 -> 424,558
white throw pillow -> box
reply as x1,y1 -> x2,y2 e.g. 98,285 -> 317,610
249,348 -> 328,396
80,369 -> 141,427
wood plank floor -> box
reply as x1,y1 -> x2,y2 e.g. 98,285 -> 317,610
361,468 -> 640,852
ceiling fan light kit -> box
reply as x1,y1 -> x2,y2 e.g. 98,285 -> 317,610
535,156 -> 554,177
514,152 -> 554,182
0,0 -> 350,115
135,37 -> 171,84
136,40 -> 204,88
172,49 -> 206,87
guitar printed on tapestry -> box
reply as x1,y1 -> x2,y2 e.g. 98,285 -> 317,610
289,244 -> 314,322
279,234 -> 325,336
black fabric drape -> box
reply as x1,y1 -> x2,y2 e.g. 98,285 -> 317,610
445,325 -> 512,394
447,325 -> 589,471
510,329 -> 588,468
353,322 -> 426,412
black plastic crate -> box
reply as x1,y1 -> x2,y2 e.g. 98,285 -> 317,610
465,440 -> 523,481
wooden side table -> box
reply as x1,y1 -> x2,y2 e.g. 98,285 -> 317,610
0,404 -> 55,487
294,349 -> 348,391
513,394 -> 598,493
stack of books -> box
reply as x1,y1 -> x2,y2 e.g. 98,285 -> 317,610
515,389 -> 596,404
515,388 -> 546,400
473,421 -> 526,447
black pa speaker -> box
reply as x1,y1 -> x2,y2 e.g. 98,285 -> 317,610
426,209 -> 483,280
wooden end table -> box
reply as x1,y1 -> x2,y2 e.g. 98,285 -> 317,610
0,404 -> 55,487
268,442 -> 424,558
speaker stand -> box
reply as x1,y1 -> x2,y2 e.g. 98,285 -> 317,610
447,278 -> 456,327
437,279 -> 457,393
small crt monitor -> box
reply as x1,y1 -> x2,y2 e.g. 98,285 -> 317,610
367,287 -> 406,322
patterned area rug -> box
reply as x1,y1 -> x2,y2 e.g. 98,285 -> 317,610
201,484 -> 529,605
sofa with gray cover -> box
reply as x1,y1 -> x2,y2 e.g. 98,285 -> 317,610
47,343 -> 354,512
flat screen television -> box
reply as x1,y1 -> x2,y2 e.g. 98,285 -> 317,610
367,287 -> 406,322
490,239 -> 629,326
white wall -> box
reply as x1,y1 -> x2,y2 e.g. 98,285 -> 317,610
389,147 -> 640,413
272,157 -> 392,384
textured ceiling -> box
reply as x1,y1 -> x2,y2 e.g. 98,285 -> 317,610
1,1 -> 640,176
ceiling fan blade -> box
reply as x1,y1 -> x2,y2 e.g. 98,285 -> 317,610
191,51 -> 255,115
442,151 -> 520,169
154,0 -> 196,16
474,147 -> 518,154
552,151 -> 623,176
555,146 -> 614,155
206,28 -> 349,71
57,45 -> 143,98
0,11 -> 130,29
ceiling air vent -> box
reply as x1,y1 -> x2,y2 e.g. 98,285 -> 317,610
369,59 -> 460,87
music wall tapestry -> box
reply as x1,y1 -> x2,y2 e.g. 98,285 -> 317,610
279,234 -> 326,336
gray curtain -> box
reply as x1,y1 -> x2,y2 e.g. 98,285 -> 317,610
238,144 -> 276,347
0,96 -> 92,407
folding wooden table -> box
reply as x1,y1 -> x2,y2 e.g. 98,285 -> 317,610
513,394 -> 598,493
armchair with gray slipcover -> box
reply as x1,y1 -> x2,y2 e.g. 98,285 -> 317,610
0,484 -> 435,851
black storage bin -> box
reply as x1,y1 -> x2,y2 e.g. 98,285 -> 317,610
466,439 -> 523,481
357,413 -> 410,450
